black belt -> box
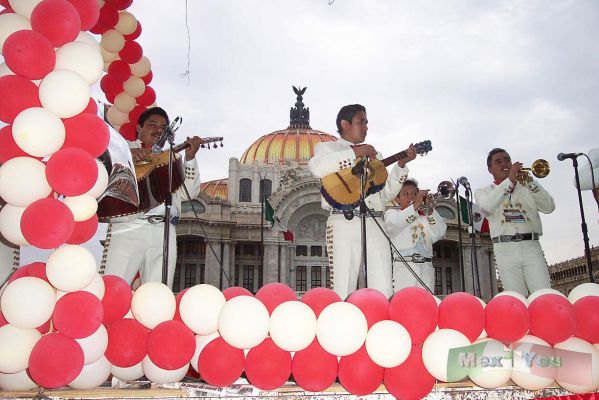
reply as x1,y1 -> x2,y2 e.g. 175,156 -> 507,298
492,233 -> 539,243
394,254 -> 432,263
139,215 -> 180,225
330,209 -> 384,218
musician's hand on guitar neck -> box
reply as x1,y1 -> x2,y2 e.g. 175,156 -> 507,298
184,136 -> 203,160
131,148 -> 151,164
398,144 -> 417,167
352,144 -> 377,158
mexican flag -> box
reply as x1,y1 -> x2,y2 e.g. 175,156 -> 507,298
264,199 -> 294,241
459,196 -> 489,233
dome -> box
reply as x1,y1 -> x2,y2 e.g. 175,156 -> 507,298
200,178 -> 228,200
240,129 -> 336,165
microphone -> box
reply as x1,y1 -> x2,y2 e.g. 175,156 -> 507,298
557,152 -> 582,161
152,116 -> 181,153
458,176 -> 471,189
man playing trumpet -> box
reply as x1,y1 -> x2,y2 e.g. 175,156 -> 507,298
475,148 -> 555,296
385,179 -> 447,293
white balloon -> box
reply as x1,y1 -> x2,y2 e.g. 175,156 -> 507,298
0,62 -> 14,77
141,356 -> 188,384
0,157 -> 52,208
467,338 -> 512,389
115,11 -> 138,35
130,56 -> 151,77
39,69 -> 90,118
568,283 -> 599,304
46,245 -> 97,292
114,92 -> 136,113
75,31 -> 100,51
0,204 -> 29,246
269,301 -> 316,352
123,76 -> 145,98
12,108 -> 65,157
87,160 -> 109,199
422,328 -> 471,382
528,288 -> 566,304
76,324 -> 108,365
554,337 -> 599,393
0,369 -> 38,391
365,320 -> 411,368
1,277 -> 55,330
316,302 -> 367,357
494,290 -> 529,306
101,29 -> 125,53
81,273 -> 106,300
0,325 -> 41,374
68,355 -> 111,389
179,284 -> 226,335
111,362 -> 144,381
7,0 -> 42,18
131,282 -> 175,329
0,12 -> 32,52
511,335 -> 557,391
190,332 -> 219,373
63,194 -> 98,221
106,105 -> 129,127
100,47 -> 119,63
55,42 -> 104,85
217,295 -> 269,349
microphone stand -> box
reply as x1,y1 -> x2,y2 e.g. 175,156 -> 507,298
358,157 -> 369,288
569,157 -> 594,282
454,179 -> 466,291
464,186 -> 481,297
161,127 -> 176,285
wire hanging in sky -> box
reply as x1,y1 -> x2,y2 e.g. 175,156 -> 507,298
179,0 -> 191,85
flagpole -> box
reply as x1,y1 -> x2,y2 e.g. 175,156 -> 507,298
259,173 -> 266,273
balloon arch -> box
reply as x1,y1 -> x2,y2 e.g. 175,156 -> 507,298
0,1 -> 599,398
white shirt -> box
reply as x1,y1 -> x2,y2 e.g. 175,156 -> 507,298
385,207 -> 447,257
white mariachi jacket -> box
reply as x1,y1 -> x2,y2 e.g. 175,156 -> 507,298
308,138 -> 409,212
474,178 -> 554,237
385,207 -> 447,258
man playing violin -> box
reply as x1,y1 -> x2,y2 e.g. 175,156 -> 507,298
101,107 -> 203,289
474,148 -> 555,296
309,104 -> 416,299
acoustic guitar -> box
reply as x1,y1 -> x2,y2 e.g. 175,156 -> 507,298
97,137 -> 223,220
320,140 -> 432,210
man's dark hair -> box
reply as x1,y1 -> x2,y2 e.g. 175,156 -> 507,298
138,106 -> 169,127
336,104 -> 366,135
486,147 -> 509,168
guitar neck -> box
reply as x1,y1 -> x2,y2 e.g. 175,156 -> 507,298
172,142 -> 190,153
381,149 -> 409,167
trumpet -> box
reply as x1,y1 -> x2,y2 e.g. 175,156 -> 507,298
420,181 -> 456,215
515,159 -> 550,185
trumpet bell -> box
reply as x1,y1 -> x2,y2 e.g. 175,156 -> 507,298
522,159 -> 550,178
437,180 -> 456,199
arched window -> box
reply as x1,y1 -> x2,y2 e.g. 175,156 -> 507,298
181,200 -> 205,214
259,179 -> 272,202
239,178 -> 252,202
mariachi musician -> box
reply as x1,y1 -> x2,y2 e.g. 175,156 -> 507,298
309,104 -> 417,299
100,107 -> 202,289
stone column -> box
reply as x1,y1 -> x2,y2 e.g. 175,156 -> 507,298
264,243 -> 279,284
280,244 -> 289,285
228,243 -> 236,288
204,240 -> 220,287
221,242 -> 230,290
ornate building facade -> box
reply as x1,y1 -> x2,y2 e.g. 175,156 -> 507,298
173,89 -> 496,299
548,246 -> 599,295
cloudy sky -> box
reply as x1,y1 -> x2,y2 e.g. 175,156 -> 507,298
13,0 -> 599,267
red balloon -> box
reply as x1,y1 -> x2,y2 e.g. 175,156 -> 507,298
28,333 -> 84,388
31,0 -> 82,47
46,147 -> 98,196
82,97 -> 98,114
347,288 -> 389,328
438,292 -> 485,342
136,86 -> 156,107
62,113 -> 110,157
485,295 -> 529,343
28,262 -> 49,283
107,0 -> 133,10
21,198 -> 75,249
198,337 -> 244,387
101,275 -> 133,325
66,214 -> 98,244
65,0 -> 100,31
105,90 -> 117,104
389,287 -> 438,344
2,30 -> 56,80
255,282 -> 297,314
97,1 -> 118,28
37,318 -> 52,334
222,286 -> 253,301
245,338 -> 291,390
301,287 -> 341,317
573,296 -> 599,343
89,21 -> 109,35
384,344 -> 435,400
119,40 -> 142,64
118,122 -> 137,141
53,291 -> 103,339
147,320 -> 196,370
7,264 -> 31,284
128,105 -> 146,126
338,344 -> 384,396
0,309 -> 7,328
0,75 -> 41,124
292,339 -> 338,392
100,74 -> 123,96
529,294 -> 575,345
107,60 -> 131,82
105,318 -> 149,367
0,125 -> 39,163
0,0 -> 11,9
173,288 -> 189,321
140,70 -> 152,85
123,21 -> 141,40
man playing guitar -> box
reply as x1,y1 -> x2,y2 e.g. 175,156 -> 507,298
309,104 -> 416,299
100,107 -> 203,289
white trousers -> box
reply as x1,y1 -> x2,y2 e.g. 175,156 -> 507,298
493,240 -> 551,297
326,214 -> 393,300
392,260 -> 434,293
101,220 -> 177,289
